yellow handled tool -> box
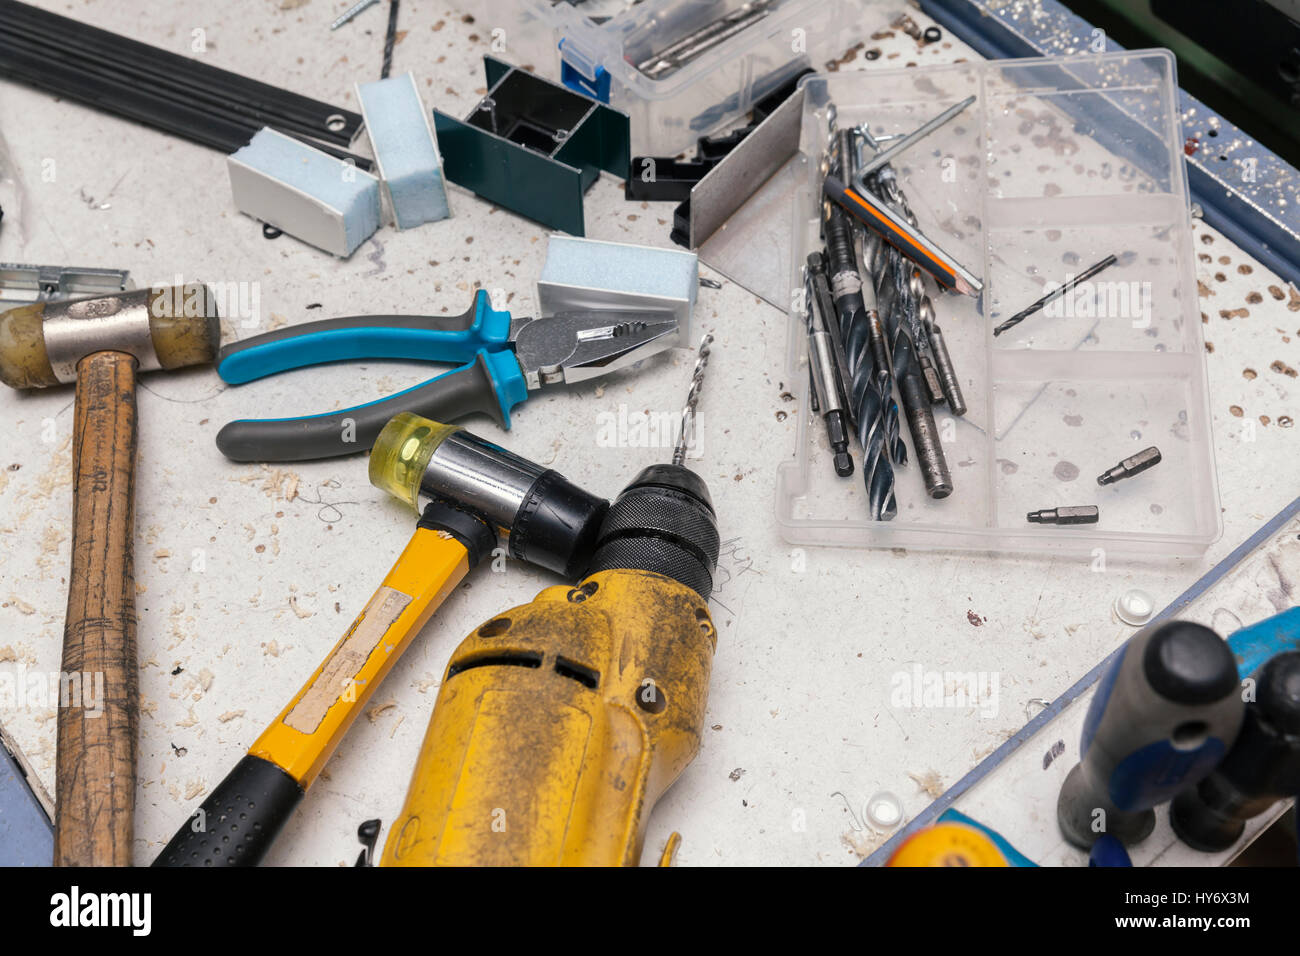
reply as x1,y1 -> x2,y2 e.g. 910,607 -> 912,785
154,415 -> 606,866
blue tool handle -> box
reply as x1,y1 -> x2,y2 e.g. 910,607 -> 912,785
215,350 -> 529,462
1228,607 -> 1300,679
216,289 -> 512,384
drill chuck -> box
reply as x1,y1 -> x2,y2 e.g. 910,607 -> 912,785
370,412 -> 607,579
587,463 -> 720,600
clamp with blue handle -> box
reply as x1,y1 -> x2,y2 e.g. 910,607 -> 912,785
215,289 -> 678,462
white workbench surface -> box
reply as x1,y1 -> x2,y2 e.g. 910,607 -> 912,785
0,1 -> 1296,867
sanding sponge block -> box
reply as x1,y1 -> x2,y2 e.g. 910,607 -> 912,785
356,73 -> 451,229
227,127 -> 381,257
537,236 -> 699,343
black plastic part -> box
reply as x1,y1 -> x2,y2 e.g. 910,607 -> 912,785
508,469 -> 609,580
152,755 -> 303,867
1143,621 -> 1239,705
670,200 -> 691,248
587,463 -> 720,599
215,354 -> 511,462
624,157 -> 716,201
354,818 -> 382,867
418,500 -> 497,568
1170,651 -> 1300,851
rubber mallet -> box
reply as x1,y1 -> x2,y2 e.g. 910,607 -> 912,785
0,285 -> 220,865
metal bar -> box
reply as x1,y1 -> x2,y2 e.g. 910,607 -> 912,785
854,94 -> 976,183
0,0 -> 364,148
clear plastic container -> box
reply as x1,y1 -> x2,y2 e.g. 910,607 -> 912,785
777,51 -> 1221,556
481,0 -> 856,154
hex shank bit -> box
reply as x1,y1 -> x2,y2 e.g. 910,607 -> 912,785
1097,447 -> 1161,485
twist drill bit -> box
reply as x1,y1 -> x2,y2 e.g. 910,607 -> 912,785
880,247 -> 953,499
823,207 -> 897,519
835,136 -> 906,467
993,254 -> 1118,337
673,333 -> 713,466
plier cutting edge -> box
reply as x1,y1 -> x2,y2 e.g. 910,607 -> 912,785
215,289 -> 678,462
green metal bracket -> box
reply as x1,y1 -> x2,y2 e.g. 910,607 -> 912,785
433,56 -> 631,236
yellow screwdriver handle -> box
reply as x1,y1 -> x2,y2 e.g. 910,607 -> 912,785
153,525 -> 475,867
252,527 -> 472,787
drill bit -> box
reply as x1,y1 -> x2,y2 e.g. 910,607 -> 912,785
673,333 -> 712,467
836,132 -> 905,467
993,254 -> 1118,337
880,246 -> 952,499
331,0 -> 380,29
824,206 -> 897,519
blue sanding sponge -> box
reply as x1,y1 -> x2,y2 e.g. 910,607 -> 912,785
356,73 -> 451,229
227,127 -> 381,257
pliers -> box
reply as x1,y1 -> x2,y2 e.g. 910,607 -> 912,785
215,289 -> 678,461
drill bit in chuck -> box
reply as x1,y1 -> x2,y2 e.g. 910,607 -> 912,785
673,333 -> 713,467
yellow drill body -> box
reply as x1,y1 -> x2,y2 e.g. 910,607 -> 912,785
381,567 -> 716,867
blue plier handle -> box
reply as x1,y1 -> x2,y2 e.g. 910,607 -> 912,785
215,290 -> 529,462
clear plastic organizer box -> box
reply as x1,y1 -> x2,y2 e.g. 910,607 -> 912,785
777,52 -> 1221,556
480,0 -> 855,154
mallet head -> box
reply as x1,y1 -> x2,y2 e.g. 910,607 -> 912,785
0,284 -> 220,389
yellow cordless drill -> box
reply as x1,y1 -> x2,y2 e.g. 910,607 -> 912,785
379,336 -> 720,866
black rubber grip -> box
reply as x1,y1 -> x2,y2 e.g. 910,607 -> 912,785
215,353 -> 511,462
152,755 -> 303,867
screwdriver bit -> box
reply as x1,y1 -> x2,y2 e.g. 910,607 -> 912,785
1097,446 -> 1162,486
1027,506 -> 1099,525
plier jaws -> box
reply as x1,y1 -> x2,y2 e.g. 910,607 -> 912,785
511,312 -> 679,388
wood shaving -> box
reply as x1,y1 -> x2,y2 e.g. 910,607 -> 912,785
908,770 -> 944,798
366,699 -> 397,722
7,596 -> 35,615
218,710 -> 245,723
263,640 -> 282,657
289,595 -> 313,619
184,780 -> 205,800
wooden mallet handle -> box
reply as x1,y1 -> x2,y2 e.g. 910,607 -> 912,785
55,350 -> 139,866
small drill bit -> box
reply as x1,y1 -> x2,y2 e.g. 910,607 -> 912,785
1027,506 -> 1099,525
380,0 -> 401,79
673,333 -> 713,467
1097,446 -> 1161,485
993,254 -> 1118,337
331,0 -> 380,30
